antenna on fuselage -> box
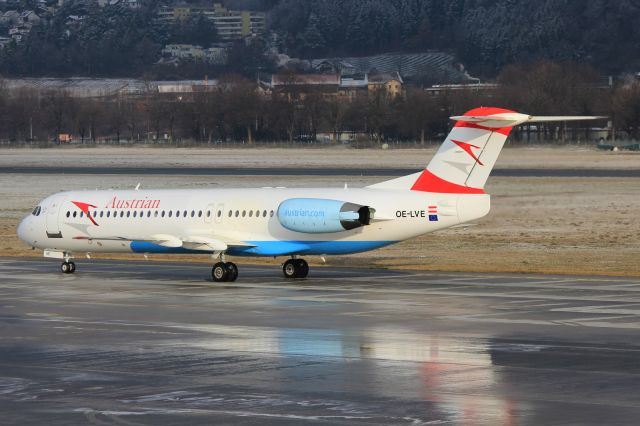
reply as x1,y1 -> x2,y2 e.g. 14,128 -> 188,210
135,183 -> 141,190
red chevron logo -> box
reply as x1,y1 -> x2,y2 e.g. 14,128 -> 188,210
71,200 -> 99,226
451,140 -> 484,165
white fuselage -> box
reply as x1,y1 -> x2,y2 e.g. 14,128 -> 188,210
17,187 -> 490,257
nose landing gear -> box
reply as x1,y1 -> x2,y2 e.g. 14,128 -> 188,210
60,261 -> 76,274
283,258 -> 309,279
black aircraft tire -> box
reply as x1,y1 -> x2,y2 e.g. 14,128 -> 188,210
283,259 -> 297,279
294,259 -> 309,278
226,262 -> 238,282
212,262 -> 229,282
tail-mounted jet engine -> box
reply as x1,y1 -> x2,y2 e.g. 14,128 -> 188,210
277,198 -> 374,234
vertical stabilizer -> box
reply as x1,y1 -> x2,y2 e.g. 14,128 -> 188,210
410,107 -> 514,193
367,107 -> 604,192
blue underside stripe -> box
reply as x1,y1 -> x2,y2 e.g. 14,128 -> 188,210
130,240 -> 398,256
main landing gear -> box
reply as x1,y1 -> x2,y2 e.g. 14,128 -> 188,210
60,261 -> 76,274
211,261 -> 238,282
282,258 -> 309,279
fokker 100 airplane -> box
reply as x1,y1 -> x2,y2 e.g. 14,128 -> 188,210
17,107 -> 599,281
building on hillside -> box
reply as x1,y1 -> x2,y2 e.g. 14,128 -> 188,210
262,72 -> 405,100
157,3 -> 265,40
160,43 -> 228,65
102,0 -> 140,8
210,3 -> 265,40
161,44 -> 205,60
205,45 -> 228,64
0,10 -> 21,25
338,72 -> 404,99
311,52 -> 475,84
20,10 -> 41,25
0,36 -> 12,49
266,73 -> 340,100
9,24 -> 32,43
367,72 -> 403,97
338,73 -> 367,99
64,15 -> 85,28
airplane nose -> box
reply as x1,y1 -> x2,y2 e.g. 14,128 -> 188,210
17,217 -> 30,243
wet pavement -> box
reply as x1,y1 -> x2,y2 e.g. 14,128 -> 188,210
2,257 -> 640,425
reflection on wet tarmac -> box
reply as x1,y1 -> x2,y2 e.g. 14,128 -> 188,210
178,324 -> 519,424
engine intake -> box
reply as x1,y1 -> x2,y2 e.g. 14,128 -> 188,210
278,198 -> 374,234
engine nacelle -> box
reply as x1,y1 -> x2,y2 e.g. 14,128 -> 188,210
277,198 -> 373,234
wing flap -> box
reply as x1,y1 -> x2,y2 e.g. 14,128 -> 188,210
73,234 -> 255,251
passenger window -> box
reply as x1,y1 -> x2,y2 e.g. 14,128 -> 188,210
228,210 -> 232,217
190,210 -> 195,217
133,211 -> 137,218
218,210 -> 222,218
249,210 -> 253,217
126,211 -> 131,218
207,210 -> 212,218
107,211 -> 110,218
198,210 -> 202,217
263,210 -> 267,217
235,210 -> 239,217
73,211 -> 77,218
161,211 -> 165,217
66,211 -> 70,218
270,210 -> 274,217
154,211 -> 158,217
168,211 -> 172,218
120,211 -> 124,218
242,210 -> 246,217
80,212 -> 84,218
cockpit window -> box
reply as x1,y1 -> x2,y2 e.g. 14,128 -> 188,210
31,206 -> 42,216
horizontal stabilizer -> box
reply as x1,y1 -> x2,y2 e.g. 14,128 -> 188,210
451,112 -> 606,129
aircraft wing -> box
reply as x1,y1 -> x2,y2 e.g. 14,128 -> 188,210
72,234 -> 255,251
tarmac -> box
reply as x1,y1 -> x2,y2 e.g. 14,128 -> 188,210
2,257 -> 640,425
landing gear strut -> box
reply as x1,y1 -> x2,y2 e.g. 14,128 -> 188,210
212,261 -> 238,282
60,261 -> 76,274
283,258 -> 309,279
